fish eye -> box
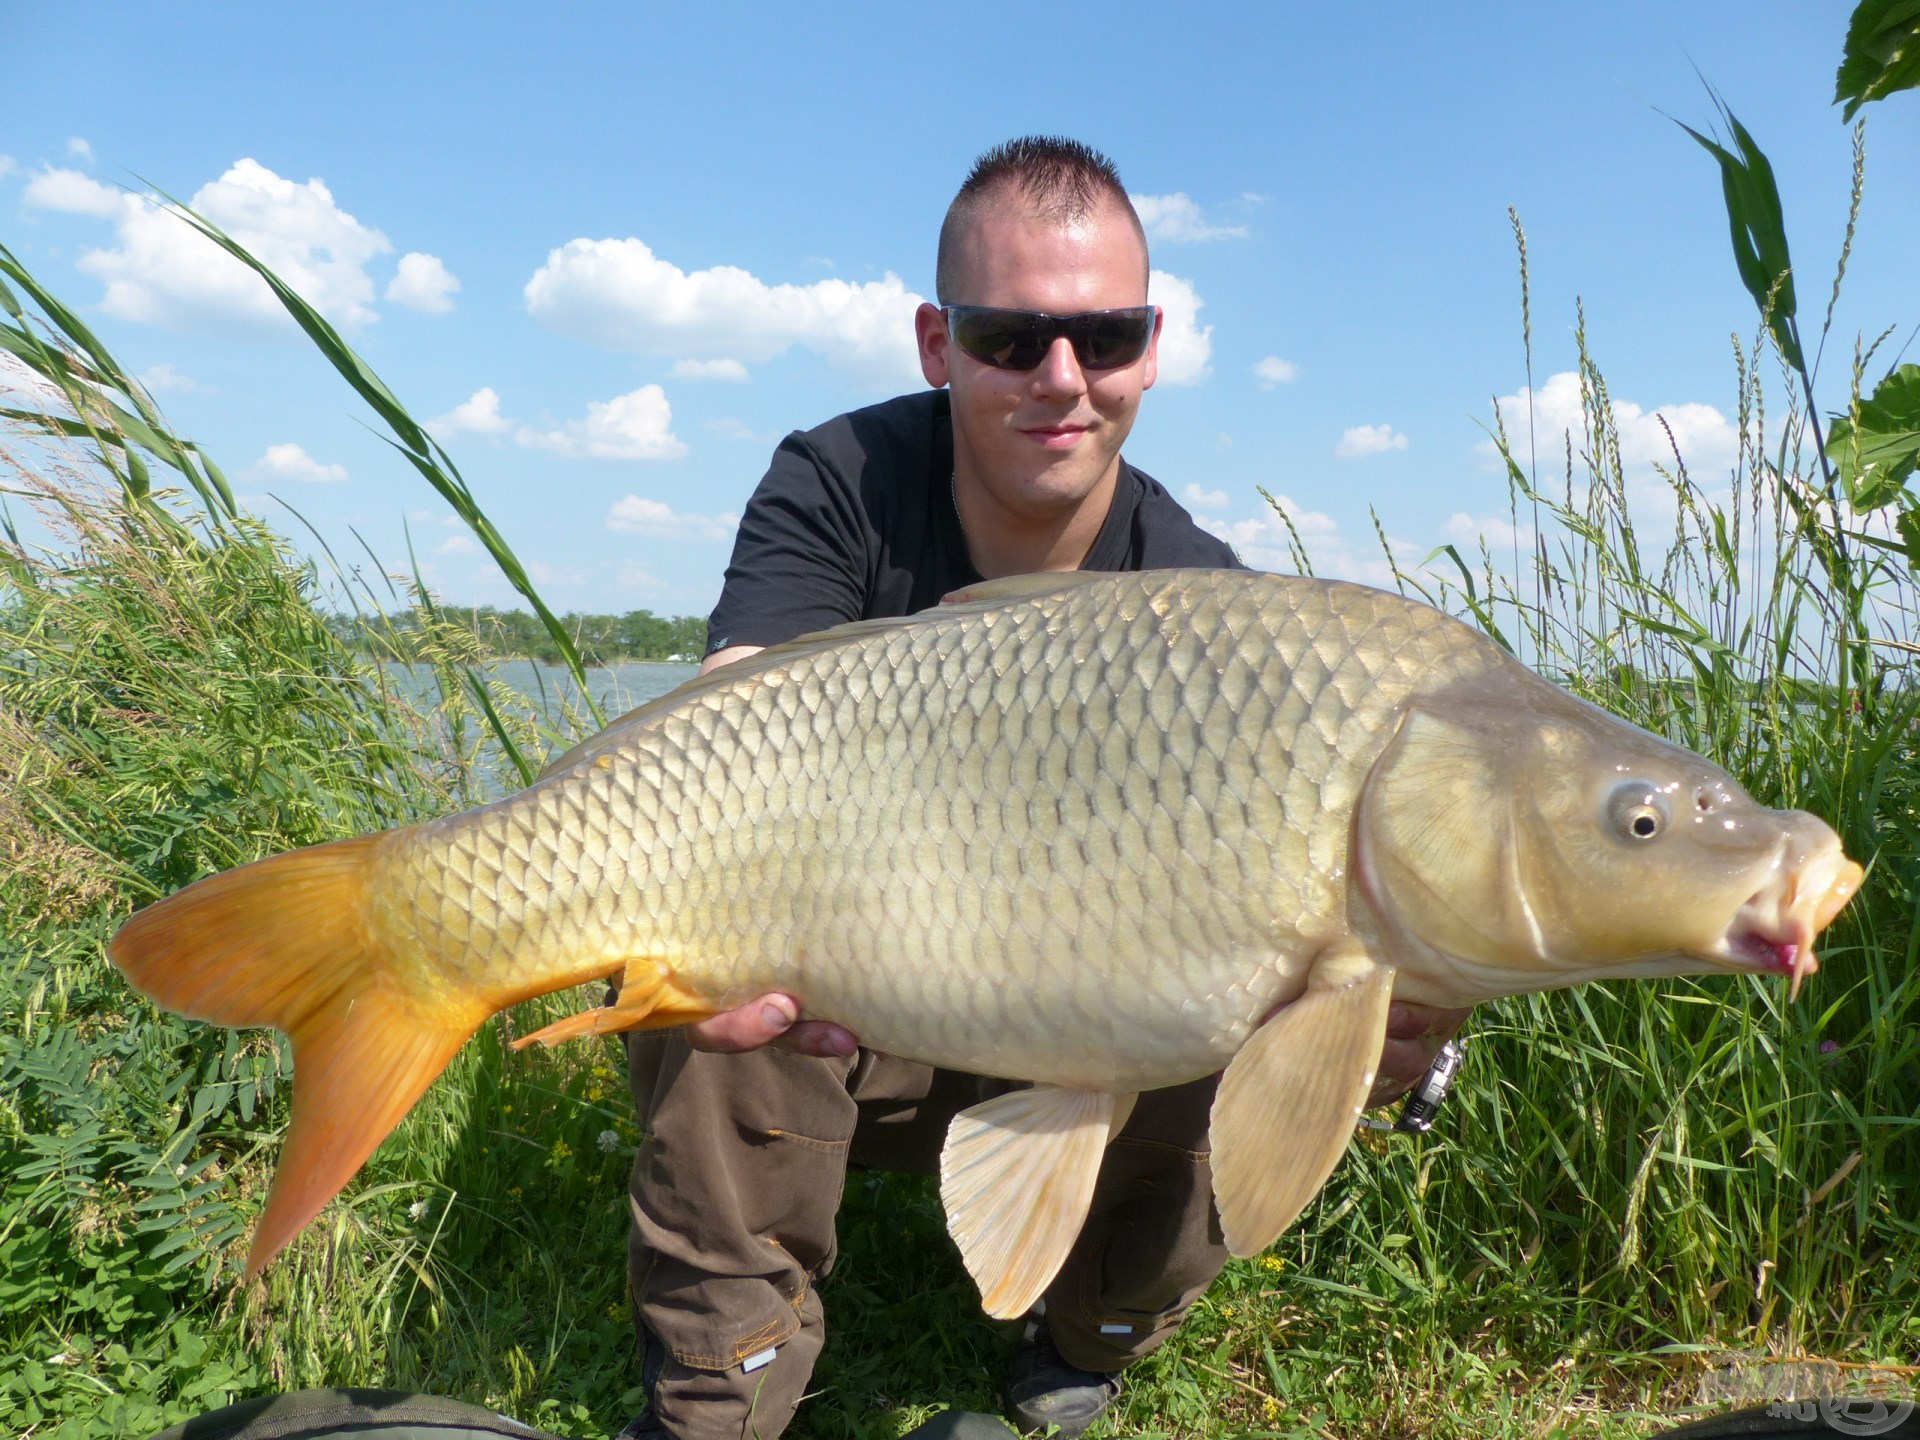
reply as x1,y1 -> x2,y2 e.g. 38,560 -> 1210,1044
1607,784 -> 1668,842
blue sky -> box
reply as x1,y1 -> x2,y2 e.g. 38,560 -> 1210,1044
5,2 -> 1914,620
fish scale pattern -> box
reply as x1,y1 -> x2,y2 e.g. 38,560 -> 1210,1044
373,571 -> 1499,1092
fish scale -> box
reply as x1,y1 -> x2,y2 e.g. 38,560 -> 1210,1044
367,570 -> 1492,1091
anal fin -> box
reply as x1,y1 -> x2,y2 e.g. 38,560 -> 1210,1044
940,1086 -> 1137,1319
1210,945 -> 1394,1257
510,961 -> 717,1050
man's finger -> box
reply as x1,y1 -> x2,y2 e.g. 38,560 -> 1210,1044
687,994 -> 800,1053
685,994 -> 859,1057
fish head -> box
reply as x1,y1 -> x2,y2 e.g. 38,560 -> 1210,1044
1355,691 -> 1863,1002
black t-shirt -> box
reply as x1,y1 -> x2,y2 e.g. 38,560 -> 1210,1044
706,390 -> 1241,654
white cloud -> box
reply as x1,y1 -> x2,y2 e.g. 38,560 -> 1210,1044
1200,494 -> 1422,589
26,158 -> 393,332
385,251 -> 459,313
1182,484 -> 1229,510
24,168 -> 122,219
1488,371 -> 1737,477
66,137 -> 93,162
1149,270 -> 1211,387
432,384 -> 689,460
1336,424 -> 1409,459
136,362 -> 198,395
616,563 -> 665,592
518,385 -> 687,461
671,357 -> 750,383
1444,512 -> 1536,551
251,442 -> 346,484
605,495 -> 738,542
523,236 -> 923,381
435,533 -> 479,556
1129,193 -> 1249,244
0,155 -> 17,180
1254,356 -> 1299,388
431,386 -> 511,437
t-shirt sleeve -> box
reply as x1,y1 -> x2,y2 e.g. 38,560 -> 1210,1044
704,434 -> 873,654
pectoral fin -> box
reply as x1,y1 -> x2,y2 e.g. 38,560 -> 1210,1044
1209,947 -> 1394,1256
940,1086 -> 1137,1319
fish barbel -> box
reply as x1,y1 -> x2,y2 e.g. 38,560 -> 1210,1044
109,570 -> 1863,1314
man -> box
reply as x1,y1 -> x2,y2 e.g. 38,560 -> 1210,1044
620,136 -> 1466,1440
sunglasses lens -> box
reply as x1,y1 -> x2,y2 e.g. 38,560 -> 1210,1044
1072,312 -> 1153,369
947,308 -> 1153,371
949,310 -> 1049,370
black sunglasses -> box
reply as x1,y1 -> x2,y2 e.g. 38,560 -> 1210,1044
943,305 -> 1156,372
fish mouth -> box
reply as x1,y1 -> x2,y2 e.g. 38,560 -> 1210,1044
1710,845 -> 1864,1001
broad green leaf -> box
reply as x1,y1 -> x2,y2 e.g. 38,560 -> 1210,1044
1827,363 -> 1920,510
1676,101 -> 1803,372
1899,506 -> 1920,570
1836,0 -> 1920,120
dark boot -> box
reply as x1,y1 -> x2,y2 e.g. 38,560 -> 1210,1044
1003,1318 -> 1123,1438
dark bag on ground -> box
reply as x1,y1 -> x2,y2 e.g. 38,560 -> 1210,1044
141,1389 -> 564,1440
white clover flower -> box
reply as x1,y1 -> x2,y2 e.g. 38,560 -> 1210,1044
408,1199 -> 429,1221
597,1129 -> 622,1154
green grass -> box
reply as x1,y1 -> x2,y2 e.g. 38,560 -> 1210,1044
4,122 -> 1918,1440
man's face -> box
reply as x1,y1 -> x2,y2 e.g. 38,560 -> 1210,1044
916,198 -> 1161,523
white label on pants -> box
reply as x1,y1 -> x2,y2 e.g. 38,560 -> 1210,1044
1098,1323 -> 1133,1335
741,1346 -> 778,1373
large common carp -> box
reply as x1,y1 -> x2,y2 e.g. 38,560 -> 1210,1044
109,570 -> 1862,1315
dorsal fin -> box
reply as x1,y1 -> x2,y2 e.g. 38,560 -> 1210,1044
536,572 -> 1111,780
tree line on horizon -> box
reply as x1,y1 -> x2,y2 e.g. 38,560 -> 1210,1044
334,605 -> 709,666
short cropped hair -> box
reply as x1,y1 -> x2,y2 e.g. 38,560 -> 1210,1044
934,136 -> 1150,305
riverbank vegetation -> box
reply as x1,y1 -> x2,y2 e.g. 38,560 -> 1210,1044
4,20 -> 1918,1438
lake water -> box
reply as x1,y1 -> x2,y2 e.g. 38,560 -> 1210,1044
383,658 -> 701,795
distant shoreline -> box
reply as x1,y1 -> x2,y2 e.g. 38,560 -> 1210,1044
382,654 -> 702,667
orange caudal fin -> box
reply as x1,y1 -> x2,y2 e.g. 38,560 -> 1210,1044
107,837 -> 490,1279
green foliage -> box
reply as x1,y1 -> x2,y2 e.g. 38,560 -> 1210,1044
0,240 -> 236,521
1828,364 -> 1920,565
0,490 -> 492,1433
1836,0 -> 1920,120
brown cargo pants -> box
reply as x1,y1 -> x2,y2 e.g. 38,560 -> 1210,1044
624,1030 -> 1229,1440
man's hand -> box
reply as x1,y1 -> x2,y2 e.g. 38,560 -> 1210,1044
1366,1002 -> 1471,1109
687,993 -> 859,1059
